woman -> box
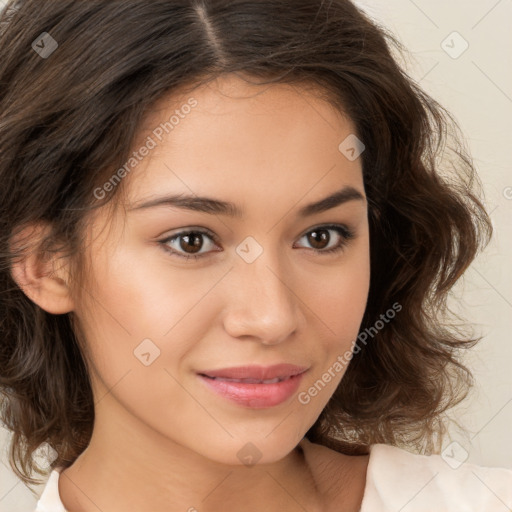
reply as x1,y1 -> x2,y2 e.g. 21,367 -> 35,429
0,1 -> 510,511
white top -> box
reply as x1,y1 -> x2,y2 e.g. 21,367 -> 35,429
34,443 -> 512,512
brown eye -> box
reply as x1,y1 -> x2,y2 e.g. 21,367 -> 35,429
307,229 -> 330,250
160,229 -> 219,260
294,224 -> 355,255
178,232 -> 205,254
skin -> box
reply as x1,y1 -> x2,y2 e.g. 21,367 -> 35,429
12,74 -> 371,512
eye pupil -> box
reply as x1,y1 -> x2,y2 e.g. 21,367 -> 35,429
181,233 -> 203,253
308,229 -> 329,249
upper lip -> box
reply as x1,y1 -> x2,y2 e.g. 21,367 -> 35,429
198,364 -> 309,380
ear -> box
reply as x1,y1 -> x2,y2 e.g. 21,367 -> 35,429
9,222 -> 75,315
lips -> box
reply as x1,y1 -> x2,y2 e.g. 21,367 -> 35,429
198,363 -> 308,383
197,364 -> 310,408
197,364 -> 309,408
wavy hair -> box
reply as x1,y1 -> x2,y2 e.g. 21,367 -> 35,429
0,0 -> 492,491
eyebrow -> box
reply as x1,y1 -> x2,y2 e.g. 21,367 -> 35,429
127,185 -> 365,218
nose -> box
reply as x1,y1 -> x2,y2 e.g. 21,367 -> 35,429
222,250 -> 301,346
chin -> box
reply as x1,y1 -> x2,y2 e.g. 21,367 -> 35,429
196,434 -> 301,467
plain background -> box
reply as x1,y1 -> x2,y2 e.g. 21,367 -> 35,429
1,0 -> 511,509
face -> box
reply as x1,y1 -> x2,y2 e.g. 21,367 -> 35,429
74,74 -> 370,466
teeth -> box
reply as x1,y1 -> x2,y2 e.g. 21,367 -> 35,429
209,376 -> 286,384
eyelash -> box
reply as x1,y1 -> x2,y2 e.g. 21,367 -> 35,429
158,224 -> 355,261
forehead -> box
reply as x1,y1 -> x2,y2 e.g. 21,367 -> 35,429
123,75 -> 363,211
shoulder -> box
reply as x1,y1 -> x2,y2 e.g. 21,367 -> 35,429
361,443 -> 512,511
34,466 -> 67,512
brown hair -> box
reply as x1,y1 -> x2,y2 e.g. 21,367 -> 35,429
0,0 -> 492,492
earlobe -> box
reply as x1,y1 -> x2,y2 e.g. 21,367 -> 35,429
9,223 -> 75,315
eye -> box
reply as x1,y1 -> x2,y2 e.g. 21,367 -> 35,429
158,224 -> 355,261
159,228 -> 220,260
293,224 -> 355,255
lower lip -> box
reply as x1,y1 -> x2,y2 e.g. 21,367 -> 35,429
198,372 -> 306,408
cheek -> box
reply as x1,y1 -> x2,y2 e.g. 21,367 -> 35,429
79,240 -> 213,341
316,239 -> 370,343
73,242 -> 223,400
72,251 -> 203,434
294,251 -> 370,417
301,236 -> 370,387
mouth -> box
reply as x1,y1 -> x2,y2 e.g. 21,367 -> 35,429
196,364 -> 309,408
